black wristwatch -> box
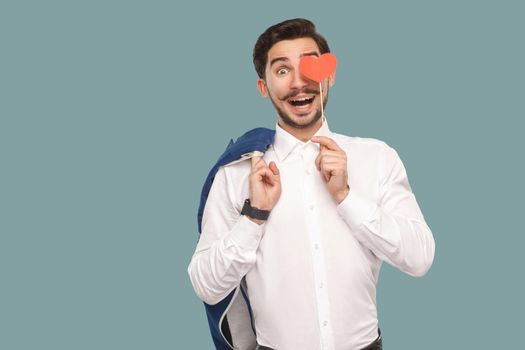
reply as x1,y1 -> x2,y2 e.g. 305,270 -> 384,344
241,199 -> 271,221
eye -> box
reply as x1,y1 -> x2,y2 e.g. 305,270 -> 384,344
276,67 -> 289,75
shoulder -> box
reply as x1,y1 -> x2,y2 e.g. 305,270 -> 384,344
331,132 -> 394,154
216,158 -> 252,194
331,132 -> 404,172
222,158 -> 252,177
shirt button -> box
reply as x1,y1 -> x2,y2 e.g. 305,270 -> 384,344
319,282 -> 324,289
314,244 -> 319,250
309,204 -> 315,211
323,321 -> 328,327
305,168 -> 311,175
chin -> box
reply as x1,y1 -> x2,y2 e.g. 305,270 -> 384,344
294,116 -> 316,126
294,110 -> 321,123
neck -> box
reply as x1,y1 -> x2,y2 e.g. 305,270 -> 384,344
277,117 -> 324,142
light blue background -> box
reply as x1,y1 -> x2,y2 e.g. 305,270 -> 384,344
1,1 -> 523,349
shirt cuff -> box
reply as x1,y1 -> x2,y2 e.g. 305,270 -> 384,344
336,190 -> 378,230
227,215 -> 265,250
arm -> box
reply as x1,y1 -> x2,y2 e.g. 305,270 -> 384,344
188,156 -> 281,305
188,166 -> 264,305
337,145 -> 435,277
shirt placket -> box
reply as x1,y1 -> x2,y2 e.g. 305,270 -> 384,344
301,146 -> 335,350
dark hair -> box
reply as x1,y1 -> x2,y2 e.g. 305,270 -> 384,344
253,18 -> 330,79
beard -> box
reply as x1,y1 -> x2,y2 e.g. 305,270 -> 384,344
268,87 -> 329,130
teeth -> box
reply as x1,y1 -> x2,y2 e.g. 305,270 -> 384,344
291,96 -> 313,102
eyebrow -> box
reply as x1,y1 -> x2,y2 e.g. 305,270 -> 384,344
269,51 -> 320,68
301,51 -> 320,58
269,57 -> 289,67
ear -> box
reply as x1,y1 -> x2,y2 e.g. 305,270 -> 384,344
328,71 -> 336,87
257,79 -> 269,98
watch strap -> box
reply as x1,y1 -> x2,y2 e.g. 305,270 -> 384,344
241,199 -> 271,220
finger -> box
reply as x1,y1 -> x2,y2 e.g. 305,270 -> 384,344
321,148 -> 342,155
252,163 -> 269,178
311,136 -> 338,149
319,157 -> 345,167
251,155 -> 263,168
316,157 -> 329,182
253,161 -> 267,173
321,169 -> 330,182
319,150 -> 345,160
261,168 -> 278,185
318,158 -> 345,181
311,136 -> 343,152
251,157 -> 268,174
254,162 -> 279,183
269,161 -> 280,176
321,163 -> 344,175
316,152 -> 340,169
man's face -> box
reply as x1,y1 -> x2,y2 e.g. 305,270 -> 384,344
257,37 -> 334,130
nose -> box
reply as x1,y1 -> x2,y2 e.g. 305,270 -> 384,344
290,69 -> 308,90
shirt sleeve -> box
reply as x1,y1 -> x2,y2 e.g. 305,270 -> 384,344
188,166 -> 264,305
336,144 -> 435,277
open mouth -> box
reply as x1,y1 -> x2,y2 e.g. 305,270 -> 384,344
288,95 -> 315,108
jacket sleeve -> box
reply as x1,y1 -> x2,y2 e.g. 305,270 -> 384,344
336,144 -> 435,277
188,166 -> 264,305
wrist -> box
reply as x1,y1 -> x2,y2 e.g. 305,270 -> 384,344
249,201 -> 271,211
335,185 -> 350,204
241,199 -> 271,222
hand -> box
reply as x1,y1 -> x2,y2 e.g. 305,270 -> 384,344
311,136 -> 350,204
249,156 -> 281,213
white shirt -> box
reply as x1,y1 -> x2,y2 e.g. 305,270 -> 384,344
188,120 -> 435,350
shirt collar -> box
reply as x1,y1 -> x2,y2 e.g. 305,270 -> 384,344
273,116 -> 333,163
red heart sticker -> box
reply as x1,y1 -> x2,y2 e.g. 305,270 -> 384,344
299,53 -> 337,83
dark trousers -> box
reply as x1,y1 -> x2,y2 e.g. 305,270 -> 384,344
255,330 -> 382,350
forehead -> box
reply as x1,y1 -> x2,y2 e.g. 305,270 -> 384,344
266,37 -> 320,64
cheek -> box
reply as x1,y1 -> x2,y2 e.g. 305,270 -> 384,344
267,79 -> 289,99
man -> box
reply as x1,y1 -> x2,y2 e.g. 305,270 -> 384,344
189,18 -> 435,350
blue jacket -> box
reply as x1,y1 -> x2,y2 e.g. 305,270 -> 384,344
197,127 -> 275,349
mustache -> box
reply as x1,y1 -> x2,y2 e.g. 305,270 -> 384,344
280,88 -> 320,101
